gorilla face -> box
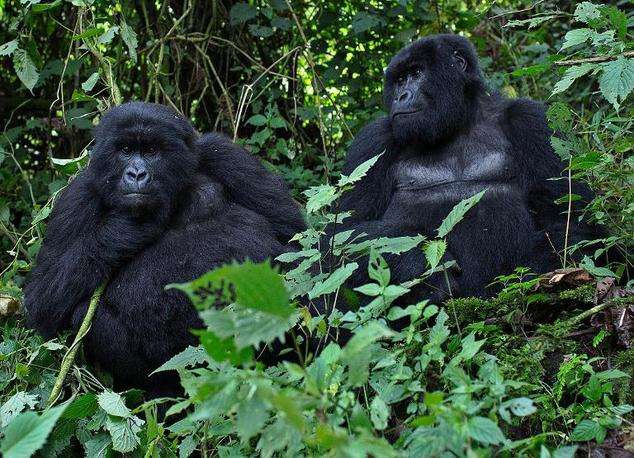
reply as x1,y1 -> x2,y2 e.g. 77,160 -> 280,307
90,102 -> 199,218
383,34 -> 485,147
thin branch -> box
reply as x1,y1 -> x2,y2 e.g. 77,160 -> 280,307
555,51 -> 634,66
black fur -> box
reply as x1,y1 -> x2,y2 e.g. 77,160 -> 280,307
334,34 -> 602,302
24,102 -> 305,394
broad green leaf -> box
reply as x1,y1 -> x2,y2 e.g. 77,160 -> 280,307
570,419 -> 601,441
352,12 -> 381,34
105,415 -> 144,453
97,390 -> 131,418
424,239 -> 447,271
354,283 -> 382,297
437,189 -> 486,238
553,446 -> 578,458
31,0 -> 63,12
573,2 -> 601,23
61,394 -> 98,419
308,262 -> 358,299
172,260 -> 293,317
97,26 -> 119,45
338,153 -> 382,187
81,72 -> 99,92
560,28 -> 593,50
552,64 -> 595,95
0,392 -> 38,428
195,328 -> 254,365
247,114 -> 268,126
370,397 -> 389,430
151,345 -> 209,374
506,397 -> 537,417
236,395 -> 269,442
0,40 -> 18,56
119,21 -> 138,62
467,416 -> 506,445
13,48 -> 39,92
598,57 -> 634,110
230,3 -> 257,25
453,332 -> 485,363
0,400 -> 69,458
304,184 -> 338,213
83,433 -> 111,458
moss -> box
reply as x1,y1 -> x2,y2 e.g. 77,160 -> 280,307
557,284 -> 594,303
614,349 -> 634,404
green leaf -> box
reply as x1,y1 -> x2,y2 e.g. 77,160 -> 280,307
0,392 -> 39,428
352,12 -> 381,34
31,0 -> 62,12
119,21 -> 138,62
437,189 -> 486,238
0,40 -> 18,56
553,446 -> 578,458
338,153 -> 382,187
370,397 -> 389,430
454,332 -> 485,363
467,416 -> 506,445
570,419 -> 601,441
97,26 -> 119,45
560,28 -> 593,50
13,48 -> 39,93
151,345 -> 209,374
247,114 -> 268,126
506,397 -> 537,417
573,2 -> 601,23
230,3 -> 257,25
195,329 -> 253,365
0,400 -> 69,458
354,283 -> 382,297
81,72 -> 99,92
105,415 -> 144,453
236,395 -> 269,442
61,394 -> 98,419
304,184 -> 338,213
172,260 -> 293,317
552,64 -> 595,94
308,262 -> 358,299
424,239 -> 446,271
598,57 -> 634,110
97,391 -> 131,418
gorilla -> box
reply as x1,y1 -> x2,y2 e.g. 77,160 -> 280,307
24,102 -> 305,395
334,34 -> 602,302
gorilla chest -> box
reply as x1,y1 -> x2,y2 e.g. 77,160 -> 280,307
392,146 -> 516,204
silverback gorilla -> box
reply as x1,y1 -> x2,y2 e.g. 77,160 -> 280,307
25,102 -> 305,395
335,34 -> 601,301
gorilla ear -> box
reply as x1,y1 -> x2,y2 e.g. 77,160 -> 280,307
453,52 -> 468,72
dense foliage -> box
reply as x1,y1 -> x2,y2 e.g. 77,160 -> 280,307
0,0 -> 632,456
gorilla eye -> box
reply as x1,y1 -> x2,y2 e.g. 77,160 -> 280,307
121,145 -> 131,155
414,68 -> 424,77
146,146 -> 157,155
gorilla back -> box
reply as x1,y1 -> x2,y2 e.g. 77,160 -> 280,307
24,102 -> 305,394
336,34 -> 602,300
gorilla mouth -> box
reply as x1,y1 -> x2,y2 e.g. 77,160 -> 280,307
392,109 -> 423,118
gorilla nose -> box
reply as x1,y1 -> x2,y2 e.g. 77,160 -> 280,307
124,165 -> 149,188
397,89 -> 412,103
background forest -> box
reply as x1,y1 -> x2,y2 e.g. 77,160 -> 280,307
0,0 -> 633,456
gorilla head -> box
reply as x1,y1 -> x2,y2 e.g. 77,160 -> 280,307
384,34 -> 485,147
90,102 -> 199,217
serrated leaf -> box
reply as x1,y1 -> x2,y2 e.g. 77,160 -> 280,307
13,48 -> 39,92
97,26 -> 119,45
560,28 -> 593,50
0,392 -> 39,428
573,2 -> 601,23
247,114 -> 268,126
105,415 -> 144,453
230,3 -> 257,25
119,21 -> 138,62
424,239 -> 446,271
338,153 -> 382,187
97,391 -> 130,418
0,400 -> 69,458
552,64 -> 595,95
308,262 -> 358,299
598,57 -> 634,110
81,72 -> 99,92
467,416 -> 506,445
437,189 -> 486,238
304,184 -> 338,213
236,395 -> 269,442
195,328 -> 253,365
370,397 -> 389,430
151,345 -> 209,374
570,419 -> 601,441
61,393 -> 98,419
0,40 -> 18,56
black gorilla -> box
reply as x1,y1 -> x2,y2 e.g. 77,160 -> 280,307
25,102 -> 305,395
335,34 -> 601,301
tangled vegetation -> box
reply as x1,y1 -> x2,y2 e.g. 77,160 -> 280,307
0,0 -> 632,456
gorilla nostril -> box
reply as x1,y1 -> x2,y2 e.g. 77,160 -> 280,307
398,90 -> 412,103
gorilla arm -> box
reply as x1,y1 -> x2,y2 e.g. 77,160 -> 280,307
196,133 -> 306,243
502,99 -> 602,254
24,173 -> 161,338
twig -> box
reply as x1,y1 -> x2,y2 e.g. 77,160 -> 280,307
567,296 -> 633,327
555,51 -> 634,66
47,282 -> 107,407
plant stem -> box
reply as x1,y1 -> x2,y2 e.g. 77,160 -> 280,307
555,51 -> 634,66
47,282 -> 107,407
